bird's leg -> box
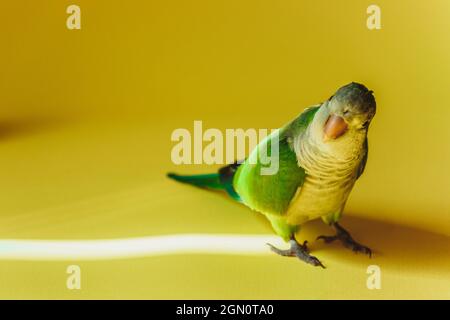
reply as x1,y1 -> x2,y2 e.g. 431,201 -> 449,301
317,222 -> 372,257
267,235 -> 325,268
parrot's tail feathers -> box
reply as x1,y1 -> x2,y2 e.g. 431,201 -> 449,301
166,173 -> 224,190
167,162 -> 242,201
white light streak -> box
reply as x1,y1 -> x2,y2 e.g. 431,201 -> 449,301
0,234 -> 285,261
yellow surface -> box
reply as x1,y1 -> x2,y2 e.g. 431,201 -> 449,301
0,0 -> 449,299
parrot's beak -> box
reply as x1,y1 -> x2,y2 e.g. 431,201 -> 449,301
323,114 -> 348,141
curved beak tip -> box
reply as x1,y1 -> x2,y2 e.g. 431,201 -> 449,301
323,115 -> 348,141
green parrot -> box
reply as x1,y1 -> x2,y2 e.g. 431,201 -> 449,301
168,82 -> 376,268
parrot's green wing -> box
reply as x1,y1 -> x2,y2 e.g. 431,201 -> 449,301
233,106 -> 320,216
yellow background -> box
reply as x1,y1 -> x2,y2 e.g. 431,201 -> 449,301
0,0 -> 449,299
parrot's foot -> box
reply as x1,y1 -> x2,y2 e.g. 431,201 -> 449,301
317,222 -> 372,257
267,237 -> 325,268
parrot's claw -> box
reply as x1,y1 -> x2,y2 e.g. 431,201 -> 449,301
348,242 -> 372,257
317,223 -> 372,258
316,235 -> 338,243
267,239 -> 325,268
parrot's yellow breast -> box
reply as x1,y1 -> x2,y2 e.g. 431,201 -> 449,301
286,124 -> 363,225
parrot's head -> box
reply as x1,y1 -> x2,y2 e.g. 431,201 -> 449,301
323,82 -> 376,141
